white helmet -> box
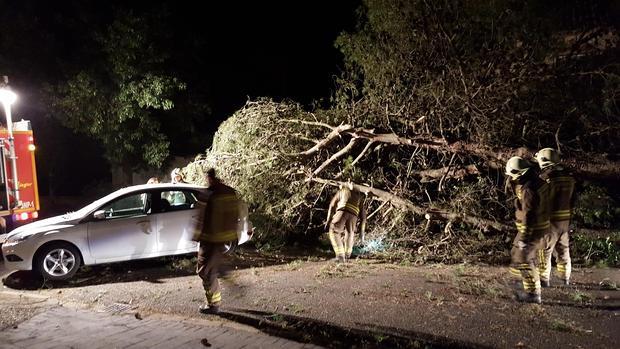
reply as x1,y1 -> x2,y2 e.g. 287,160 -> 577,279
505,156 -> 531,179
171,168 -> 183,183
535,148 -> 560,170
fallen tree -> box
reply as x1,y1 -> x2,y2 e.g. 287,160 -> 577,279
184,1 -> 619,264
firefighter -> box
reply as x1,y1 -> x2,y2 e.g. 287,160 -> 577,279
171,168 -> 185,184
325,181 -> 367,263
505,156 -> 550,304
535,148 -> 575,286
192,168 -> 240,314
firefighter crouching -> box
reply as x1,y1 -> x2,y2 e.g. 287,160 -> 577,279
535,148 -> 575,287
192,168 -> 240,314
506,157 -> 550,304
325,181 -> 367,263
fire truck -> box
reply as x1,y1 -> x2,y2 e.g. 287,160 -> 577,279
0,120 -> 40,233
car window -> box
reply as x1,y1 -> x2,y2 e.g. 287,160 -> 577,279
160,190 -> 196,211
100,193 -> 148,219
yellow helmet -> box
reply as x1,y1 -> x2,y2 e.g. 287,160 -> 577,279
505,156 -> 531,179
535,148 -> 560,169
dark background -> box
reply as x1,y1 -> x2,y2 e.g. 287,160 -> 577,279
0,0 -> 359,196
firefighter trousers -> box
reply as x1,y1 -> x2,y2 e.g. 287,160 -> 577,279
196,242 -> 227,306
328,210 -> 358,260
538,221 -> 571,283
510,229 -> 545,295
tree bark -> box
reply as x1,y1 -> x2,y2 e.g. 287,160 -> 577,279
414,165 -> 480,182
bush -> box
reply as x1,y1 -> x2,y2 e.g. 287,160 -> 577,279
573,183 -> 620,229
573,233 -> 620,267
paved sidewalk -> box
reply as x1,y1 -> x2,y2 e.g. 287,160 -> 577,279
0,306 -> 322,349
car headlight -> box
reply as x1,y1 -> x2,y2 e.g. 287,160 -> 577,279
4,234 -> 31,246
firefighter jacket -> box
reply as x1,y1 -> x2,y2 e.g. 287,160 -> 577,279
193,181 -> 240,243
539,166 -> 575,223
336,187 -> 365,217
512,173 -> 551,235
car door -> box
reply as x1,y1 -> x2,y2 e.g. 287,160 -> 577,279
155,189 -> 199,254
87,191 -> 158,261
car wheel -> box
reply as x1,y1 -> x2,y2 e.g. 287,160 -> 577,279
35,243 -> 81,281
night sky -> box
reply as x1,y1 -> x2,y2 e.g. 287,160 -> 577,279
0,0 -> 360,196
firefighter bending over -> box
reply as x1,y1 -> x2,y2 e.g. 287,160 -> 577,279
506,157 -> 550,304
192,168 -> 240,314
325,181 -> 367,263
535,148 -> 575,286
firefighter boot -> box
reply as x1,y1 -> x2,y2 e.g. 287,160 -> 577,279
199,303 -> 220,315
541,279 -> 551,288
515,292 -> 542,304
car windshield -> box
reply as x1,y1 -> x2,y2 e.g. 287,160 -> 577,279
68,189 -> 136,219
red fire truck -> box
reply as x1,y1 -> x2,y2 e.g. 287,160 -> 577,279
0,119 -> 40,232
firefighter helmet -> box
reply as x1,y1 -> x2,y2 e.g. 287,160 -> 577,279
535,148 -> 560,169
171,168 -> 183,183
505,156 -> 531,179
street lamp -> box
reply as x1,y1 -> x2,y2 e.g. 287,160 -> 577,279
0,87 -> 20,205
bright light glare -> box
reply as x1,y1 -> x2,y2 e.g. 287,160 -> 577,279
0,89 -> 17,106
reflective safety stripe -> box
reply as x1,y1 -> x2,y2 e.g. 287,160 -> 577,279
515,221 -> 550,233
328,231 -> 345,255
550,209 -> 571,221
213,194 -> 238,203
538,250 -> 548,276
203,230 -> 238,243
206,291 -> 222,304
343,203 -> 360,215
509,267 -> 522,277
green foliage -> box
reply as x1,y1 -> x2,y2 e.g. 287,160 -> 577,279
334,0 -> 620,150
573,233 -> 620,267
47,14 -> 186,169
183,100 -> 331,243
574,184 -> 620,229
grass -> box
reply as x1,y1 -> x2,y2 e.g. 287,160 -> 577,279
549,319 -> 575,332
315,263 -> 368,279
456,278 -> 503,298
285,303 -> 306,314
279,259 -> 304,271
570,290 -> 593,303
599,278 -> 618,290
548,319 -> 591,334
267,314 -> 285,323
168,256 -> 196,271
454,264 -> 466,277
424,290 -> 444,305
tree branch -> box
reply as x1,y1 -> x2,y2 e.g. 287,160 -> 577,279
297,124 -> 354,156
415,164 -> 480,183
312,138 -> 359,177
310,177 -> 510,231
335,140 -> 375,178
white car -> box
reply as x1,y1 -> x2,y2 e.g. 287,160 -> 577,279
0,183 -> 253,280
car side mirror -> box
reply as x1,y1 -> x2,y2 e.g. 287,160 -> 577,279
93,210 -> 106,220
